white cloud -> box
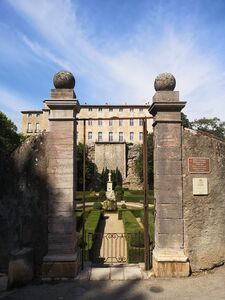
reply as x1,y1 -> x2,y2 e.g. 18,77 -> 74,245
0,88 -> 33,130
7,0 -> 225,121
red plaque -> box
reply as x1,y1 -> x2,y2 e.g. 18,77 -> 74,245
188,157 -> 210,173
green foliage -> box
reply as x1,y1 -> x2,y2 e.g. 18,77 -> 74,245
93,202 -> 102,210
135,133 -> 154,189
100,167 -> 123,190
123,190 -> 154,204
140,207 -> 155,245
122,210 -> 144,247
102,200 -> 117,211
83,210 -> 102,260
98,190 -> 106,201
121,203 -> 127,209
121,210 -> 144,262
191,117 -> 225,139
76,191 -> 97,202
114,185 -> 124,201
111,168 -> 122,189
100,168 -> 109,190
181,112 -> 191,128
76,143 -> 96,190
0,111 -> 24,156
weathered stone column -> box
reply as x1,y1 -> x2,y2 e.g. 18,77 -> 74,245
149,73 -> 190,277
42,71 -> 81,278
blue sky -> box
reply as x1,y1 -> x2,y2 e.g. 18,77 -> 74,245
0,0 -> 225,130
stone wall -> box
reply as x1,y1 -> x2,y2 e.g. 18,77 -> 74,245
94,142 -> 126,178
0,133 -> 48,274
87,143 -> 143,190
182,128 -> 225,271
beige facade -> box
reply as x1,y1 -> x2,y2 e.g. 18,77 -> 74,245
21,104 -> 153,143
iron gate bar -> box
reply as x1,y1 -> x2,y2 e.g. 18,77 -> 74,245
78,115 -> 152,268
81,119 -> 86,270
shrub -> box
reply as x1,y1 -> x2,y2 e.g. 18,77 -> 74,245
93,202 -> 102,210
122,210 -> 144,247
103,200 -> 117,211
115,185 -> 124,201
98,190 -> 106,201
83,210 -> 102,260
121,203 -> 127,209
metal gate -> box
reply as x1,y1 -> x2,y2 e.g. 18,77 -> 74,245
85,231 -> 144,264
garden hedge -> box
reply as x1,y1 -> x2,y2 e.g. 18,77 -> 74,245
121,210 -> 144,262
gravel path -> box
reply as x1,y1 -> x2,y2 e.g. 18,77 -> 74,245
100,213 -> 127,263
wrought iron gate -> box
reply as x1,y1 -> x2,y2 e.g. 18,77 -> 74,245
85,231 -> 145,264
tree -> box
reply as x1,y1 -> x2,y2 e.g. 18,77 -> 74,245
0,111 -> 24,156
135,133 -> 154,189
76,143 -> 95,190
181,113 -> 191,128
191,117 -> 225,139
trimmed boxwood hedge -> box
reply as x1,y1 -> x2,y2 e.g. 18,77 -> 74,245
83,210 -> 102,260
121,210 -> 144,262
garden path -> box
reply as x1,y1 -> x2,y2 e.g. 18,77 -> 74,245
100,213 -> 127,263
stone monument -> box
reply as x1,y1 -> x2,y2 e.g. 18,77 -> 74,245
149,73 -> 190,277
106,171 -> 115,200
42,71 -> 81,278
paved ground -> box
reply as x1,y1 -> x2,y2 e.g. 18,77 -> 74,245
1,265 -> 225,300
76,263 -> 152,280
99,213 -> 127,263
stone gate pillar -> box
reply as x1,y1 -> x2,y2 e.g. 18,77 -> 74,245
42,71 -> 81,278
149,73 -> 190,277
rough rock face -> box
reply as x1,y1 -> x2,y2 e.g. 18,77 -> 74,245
87,143 -> 143,190
182,128 -> 225,271
0,133 -> 48,274
123,144 -> 143,190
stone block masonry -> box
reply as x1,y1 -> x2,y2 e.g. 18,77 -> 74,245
149,73 -> 189,277
42,71 -> 81,279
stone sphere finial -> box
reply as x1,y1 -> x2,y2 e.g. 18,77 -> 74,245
154,73 -> 176,91
53,70 -> 75,89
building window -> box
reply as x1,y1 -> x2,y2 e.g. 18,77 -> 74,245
36,113 -> 40,117
27,123 -> 32,133
119,119 -> 123,126
130,119 -> 134,126
130,132 -> 134,141
88,132 -> 92,140
109,107 -> 113,112
88,107 -> 92,111
139,132 -> 143,141
130,108 -> 134,112
119,108 -> 123,112
98,132 -> 102,142
109,119 -> 113,126
98,107 -> 102,112
35,123 -> 40,133
88,119 -> 92,126
98,119 -> 102,126
109,132 -> 113,142
139,118 -> 143,126
119,132 -> 123,142
139,108 -> 143,112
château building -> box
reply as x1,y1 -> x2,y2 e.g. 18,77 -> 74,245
21,104 -> 153,144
